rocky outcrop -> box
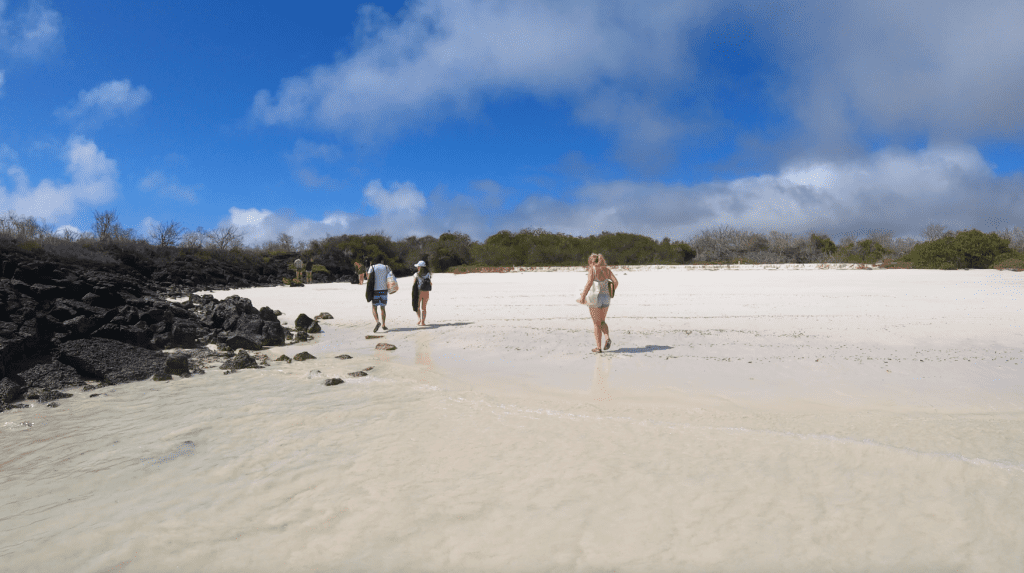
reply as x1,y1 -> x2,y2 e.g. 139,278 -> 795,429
0,245 -> 292,411
55,338 -> 169,385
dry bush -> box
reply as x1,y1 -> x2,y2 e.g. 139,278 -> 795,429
997,226 -> 1024,252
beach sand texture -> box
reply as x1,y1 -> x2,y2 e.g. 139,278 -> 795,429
3,267 -> 1023,572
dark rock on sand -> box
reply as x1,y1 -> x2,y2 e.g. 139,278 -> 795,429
219,350 -> 259,370
307,321 -> 321,334
82,384 -> 96,391
347,371 -> 368,377
293,331 -> 310,342
36,389 -> 73,402
165,353 -> 191,377
293,351 -> 316,361
0,377 -> 26,403
314,312 -> 333,320
335,354 -> 352,360
274,355 -> 292,363
294,313 -> 314,331
375,343 -> 397,351
153,372 -> 172,381
324,378 -> 344,386
365,335 -> 383,339
45,402 -> 59,407
55,338 -> 168,385
17,361 -> 87,389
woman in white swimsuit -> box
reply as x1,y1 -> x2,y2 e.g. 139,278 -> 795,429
577,253 -> 619,353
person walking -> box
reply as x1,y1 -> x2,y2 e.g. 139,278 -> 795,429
410,260 -> 432,326
577,253 -> 618,353
364,258 -> 393,332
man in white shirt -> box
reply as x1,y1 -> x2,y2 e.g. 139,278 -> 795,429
364,258 -> 390,332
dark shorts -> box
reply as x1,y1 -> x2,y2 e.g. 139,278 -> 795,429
372,290 -> 388,307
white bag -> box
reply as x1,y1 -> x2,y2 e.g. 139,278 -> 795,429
386,268 -> 399,294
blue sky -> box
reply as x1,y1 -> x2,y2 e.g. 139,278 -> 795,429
1,0 -> 1023,245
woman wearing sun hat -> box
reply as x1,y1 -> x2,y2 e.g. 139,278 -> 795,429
411,260 -> 432,326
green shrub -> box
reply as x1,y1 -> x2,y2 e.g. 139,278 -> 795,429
838,239 -> 889,264
991,251 -> 1024,270
901,229 -> 1011,269
810,233 -> 837,255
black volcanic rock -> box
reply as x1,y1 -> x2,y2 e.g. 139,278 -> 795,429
0,377 -> 25,405
36,389 -> 73,402
223,332 -> 263,351
220,350 -> 259,370
165,353 -> 191,377
55,338 -> 168,384
294,313 -> 313,331
18,361 -> 87,389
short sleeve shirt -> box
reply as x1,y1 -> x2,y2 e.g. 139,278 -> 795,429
370,263 -> 389,291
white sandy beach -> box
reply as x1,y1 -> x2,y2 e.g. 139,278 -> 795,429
2,266 -> 1023,572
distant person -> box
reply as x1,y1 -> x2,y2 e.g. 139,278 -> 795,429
293,258 -> 304,282
365,258 -> 393,332
577,253 -> 618,353
411,260 -> 432,326
354,261 -> 366,285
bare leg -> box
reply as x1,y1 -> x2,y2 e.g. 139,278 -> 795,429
371,305 -> 380,330
588,306 -> 604,351
598,307 -> 610,349
419,294 -> 429,325
380,306 -> 387,330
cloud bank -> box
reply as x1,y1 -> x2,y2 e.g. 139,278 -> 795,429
0,136 -> 119,221
251,0 -> 1024,165
226,144 -> 1023,244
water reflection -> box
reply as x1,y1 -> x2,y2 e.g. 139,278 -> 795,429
590,355 -> 611,401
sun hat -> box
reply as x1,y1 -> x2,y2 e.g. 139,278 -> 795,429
415,261 -> 427,267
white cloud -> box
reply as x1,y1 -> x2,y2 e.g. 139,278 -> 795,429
504,144 -> 1020,239
221,144 -> 1023,246
58,79 -> 151,125
139,170 -> 199,203
0,0 -> 62,59
251,0 -> 1024,166
363,179 -> 427,213
0,136 -> 118,221
763,0 -> 1024,145
252,0 -> 711,163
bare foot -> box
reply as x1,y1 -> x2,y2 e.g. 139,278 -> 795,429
592,348 -> 602,353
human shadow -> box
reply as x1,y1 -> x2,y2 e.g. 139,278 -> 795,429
379,322 -> 474,333
606,345 -> 672,354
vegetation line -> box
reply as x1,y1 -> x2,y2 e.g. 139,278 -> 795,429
2,211 -> 1023,288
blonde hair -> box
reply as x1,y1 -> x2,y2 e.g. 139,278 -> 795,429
588,253 -> 606,266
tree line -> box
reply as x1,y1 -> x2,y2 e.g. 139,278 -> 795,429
2,211 -> 1023,282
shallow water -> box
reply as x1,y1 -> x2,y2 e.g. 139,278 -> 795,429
3,269 -> 1023,572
